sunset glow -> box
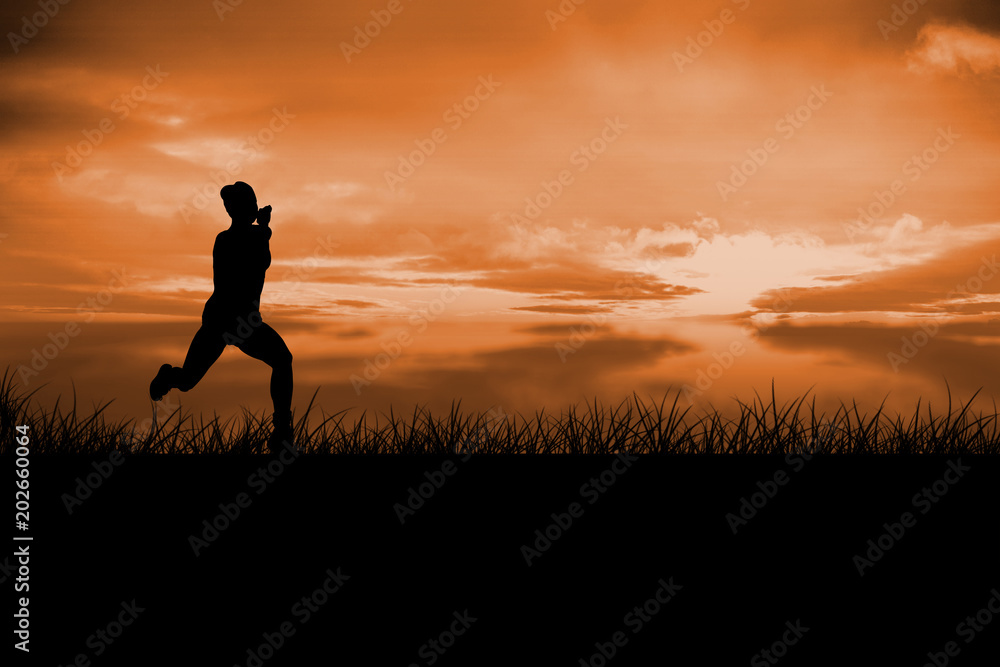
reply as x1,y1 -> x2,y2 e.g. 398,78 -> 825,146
4,0 -> 1000,423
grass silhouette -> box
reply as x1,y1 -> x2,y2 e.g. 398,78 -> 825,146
2,369 -> 998,455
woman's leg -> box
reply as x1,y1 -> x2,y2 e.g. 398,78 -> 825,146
236,321 -> 293,452
235,321 -> 293,419
150,325 -> 227,400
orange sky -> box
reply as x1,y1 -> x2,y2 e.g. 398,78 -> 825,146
3,0 -> 1000,424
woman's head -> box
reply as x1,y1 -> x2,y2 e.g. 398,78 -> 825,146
220,181 -> 257,223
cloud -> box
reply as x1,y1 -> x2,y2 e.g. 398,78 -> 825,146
473,263 -> 702,302
334,300 -> 379,309
511,305 -> 613,315
334,327 -> 375,339
516,323 -> 614,336
757,320 -> 1000,399
853,214 -> 959,263
351,334 -> 699,416
6,0 -> 1000,335
878,213 -> 926,248
752,229 -> 1000,315
907,22 -> 1000,76
926,2 -> 1000,36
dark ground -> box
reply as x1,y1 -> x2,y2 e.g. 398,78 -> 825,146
6,454 -> 999,665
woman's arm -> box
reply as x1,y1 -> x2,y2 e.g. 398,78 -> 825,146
256,204 -> 272,227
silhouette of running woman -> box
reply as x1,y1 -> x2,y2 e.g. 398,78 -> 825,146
149,181 -> 293,452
